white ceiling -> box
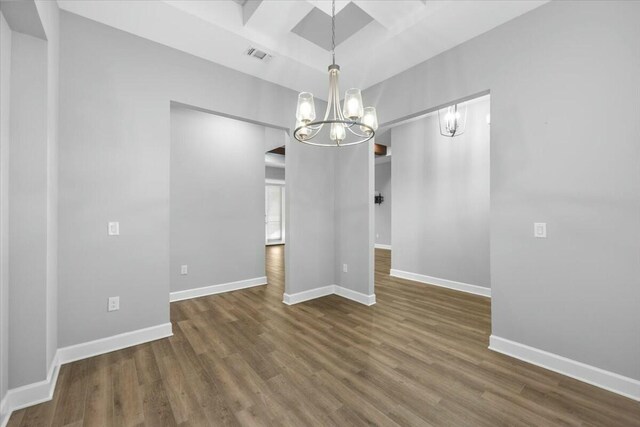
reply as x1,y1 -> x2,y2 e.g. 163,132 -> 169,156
58,0 -> 548,99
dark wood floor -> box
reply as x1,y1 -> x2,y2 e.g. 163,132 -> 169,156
9,246 -> 640,426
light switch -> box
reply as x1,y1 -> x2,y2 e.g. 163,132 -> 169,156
343,264 -> 348,273
108,221 -> 120,236
181,265 -> 188,275
108,296 -> 120,312
534,222 -> 547,238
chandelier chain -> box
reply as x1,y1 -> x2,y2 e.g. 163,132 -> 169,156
331,0 -> 335,65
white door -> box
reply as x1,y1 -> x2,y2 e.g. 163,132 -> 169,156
265,185 -> 285,244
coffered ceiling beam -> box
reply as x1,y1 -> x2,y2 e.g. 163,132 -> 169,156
242,0 -> 263,25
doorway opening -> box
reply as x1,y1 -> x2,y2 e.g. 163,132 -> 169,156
264,182 -> 285,286
169,101 -> 288,303
264,145 -> 286,295
376,93 -> 491,301
265,184 -> 285,245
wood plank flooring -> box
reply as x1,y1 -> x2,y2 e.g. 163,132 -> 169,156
9,246 -> 640,426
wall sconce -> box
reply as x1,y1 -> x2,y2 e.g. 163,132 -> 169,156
375,192 -> 384,205
438,103 -> 467,137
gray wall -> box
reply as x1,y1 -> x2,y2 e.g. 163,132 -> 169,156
285,139 -> 373,298
0,10 -> 11,411
58,11 -> 299,347
285,141 -> 337,295
365,0 -> 640,379
0,0 -> 59,392
374,161 -> 391,247
335,144 -> 375,296
170,106 -> 265,293
392,97 -> 490,288
37,0 -> 59,377
8,31 -> 48,388
265,166 -> 285,181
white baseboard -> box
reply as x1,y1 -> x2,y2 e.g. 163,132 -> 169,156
0,322 -> 173,424
284,285 -> 376,306
170,276 -> 267,302
283,285 -> 335,305
489,335 -> 640,401
334,286 -> 376,306
1,351 -> 60,423
390,269 -> 491,298
374,244 -> 392,250
0,395 -> 7,427
58,323 -> 173,365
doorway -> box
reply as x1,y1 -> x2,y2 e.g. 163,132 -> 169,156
265,184 -> 285,245
383,94 -> 491,295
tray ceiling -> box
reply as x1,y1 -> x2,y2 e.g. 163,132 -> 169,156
58,0 -> 548,99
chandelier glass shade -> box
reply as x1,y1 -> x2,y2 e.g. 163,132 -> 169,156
438,103 -> 467,137
293,1 -> 378,147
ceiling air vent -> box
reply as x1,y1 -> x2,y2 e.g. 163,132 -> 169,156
245,47 -> 272,62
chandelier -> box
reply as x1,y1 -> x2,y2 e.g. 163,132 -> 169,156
293,0 -> 378,147
438,103 -> 467,137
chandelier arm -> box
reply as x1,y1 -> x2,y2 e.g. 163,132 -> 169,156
294,119 -> 374,145
296,134 -> 373,147
333,73 -> 343,121
307,126 -> 323,139
322,72 -> 334,122
336,93 -> 343,121
345,125 -> 370,138
334,135 -> 374,146
332,73 -> 339,120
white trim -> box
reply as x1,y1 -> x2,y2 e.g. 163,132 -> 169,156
0,395 -> 8,427
283,285 -> 376,306
283,285 -> 335,305
334,286 -> 376,306
0,323 -> 173,423
265,178 -> 285,185
374,243 -> 391,250
489,335 -> 640,401
58,323 -> 173,365
170,277 -> 267,302
390,269 -> 491,298
1,351 -> 60,424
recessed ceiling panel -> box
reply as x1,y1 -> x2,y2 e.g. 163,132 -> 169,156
60,0 -> 550,97
291,2 -> 374,51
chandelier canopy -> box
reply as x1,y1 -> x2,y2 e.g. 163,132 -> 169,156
293,0 -> 378,147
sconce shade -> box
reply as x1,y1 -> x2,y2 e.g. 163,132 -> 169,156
361,107 -> 379,134
296,92 -> 316,123
343,88 -> 364,120
330,122 -> 346,142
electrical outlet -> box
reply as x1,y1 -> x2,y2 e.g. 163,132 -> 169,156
343,264 -> 348,273
108,296 -> 120,312
534,222 -> 547,238
108,221 -> 119,236
181,265 -> 188,275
